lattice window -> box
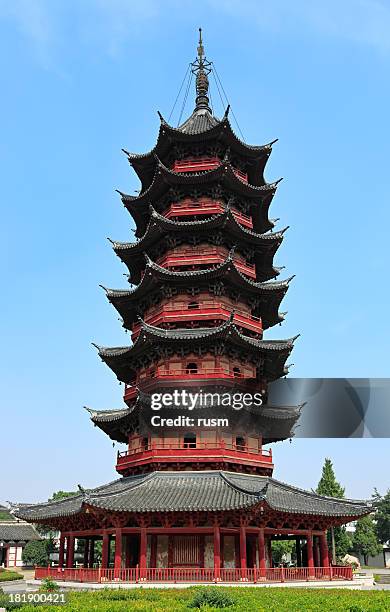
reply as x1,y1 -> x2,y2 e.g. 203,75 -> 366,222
172,536 -> 201,566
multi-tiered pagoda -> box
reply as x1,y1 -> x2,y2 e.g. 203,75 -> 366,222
15,33 -> 371,584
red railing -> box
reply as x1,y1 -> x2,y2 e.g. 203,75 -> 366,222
172,157 -> 248,183
35,565 -> 353,583
124,368 -> 258,401
164,199 -> 253,229
118,440 -> 272,463
131,303 -> 262,338
156,248 -> 256,279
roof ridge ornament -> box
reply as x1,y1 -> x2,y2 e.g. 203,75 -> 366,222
192,28 -> 212,113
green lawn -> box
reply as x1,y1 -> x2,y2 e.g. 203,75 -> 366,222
0,569 -> 23,582
3,587 -> 390,611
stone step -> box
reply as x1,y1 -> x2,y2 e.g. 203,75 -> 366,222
377,575 -> 390,583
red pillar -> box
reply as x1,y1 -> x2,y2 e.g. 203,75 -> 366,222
213,523 -> 221,581
125,536 -> 132,567
267,537 -> 273,568
139,528 -> 147,580
102,532 -> 110,568
239,525 -> 247,580
89,538 -> 95,568
257,529 -> 266,578
58,534 -> 65,569
66,535 -> 75,568
83,539 -> 90,568
114,529 -> 122,577
320,532 -> 330,568
307,531 -> 315,578
313,536 -> 320,567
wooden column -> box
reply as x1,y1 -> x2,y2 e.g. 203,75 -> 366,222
313,537 -> 320,567
267,537 -> 273,568
102,532 -> 110,568
89,538 -> 95,568
239,525 -> 247,579
83,539 -> 90,568
306,531 -> 315,578
66,535 -> 75,568
320,532 -> 330,568
114,529 -> 122,575
150,535 -> 157,569
139,528 -> 147,580
58,534 -> 65,569
125,536 -> 132,568
295,537 -> 302,567
213,523 -> 221,580
257,528 -> 266,578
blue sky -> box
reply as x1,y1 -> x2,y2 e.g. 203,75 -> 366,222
0,0 -> 389,504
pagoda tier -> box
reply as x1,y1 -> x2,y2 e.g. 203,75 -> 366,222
120,158 -> 280,238
110,206 -> 287,285
94,318 -> 297,388
125,110 -> 276,193
86,393 -> 302,476
102,254 -> 291,333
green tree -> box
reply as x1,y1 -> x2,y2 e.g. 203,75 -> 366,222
316,458 -> 351,562
317,458 -> 345,498
373,489 -> 390,544
271,540 -> 296,565
353,515 -> 382,565
22,540 -> 50,566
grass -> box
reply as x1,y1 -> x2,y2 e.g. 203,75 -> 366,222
0,569 -> 23,582
2,587 -> 390,611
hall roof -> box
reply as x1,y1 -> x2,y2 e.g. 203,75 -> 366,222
0,521 -> 41,543
13,471 -> 371,522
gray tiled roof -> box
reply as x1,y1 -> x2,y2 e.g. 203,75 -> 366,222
96,319 -> 298,358
0,521 -> 41,542
178,108 -> 220,135
14,471 -> 371,522
86,399 -> 302,444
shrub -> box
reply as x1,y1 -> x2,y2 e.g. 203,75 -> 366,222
188,587 -> 236,609
39,576 -> 59,592
22,540 -> 50,566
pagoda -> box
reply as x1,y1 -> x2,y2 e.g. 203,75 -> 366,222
14,32 -> 371,584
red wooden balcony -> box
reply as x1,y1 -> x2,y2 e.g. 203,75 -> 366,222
172,157 -> 248,183
124,368 -> 258,401
156,248 -> 256,279
116,440 -> 273,473
131,302 -> 263,339
164,199 -> 253,229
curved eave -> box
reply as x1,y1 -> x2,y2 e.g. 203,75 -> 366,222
102,257 -> 291,330
120,159 -> 279,237
87,399 -> 302,445
125,114 -> 274,191
111,208 -> 285,284
14,471 -> 371,523
93,320 -> 297,384
85,406 -> 135,444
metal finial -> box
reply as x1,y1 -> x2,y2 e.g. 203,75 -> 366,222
191,27 -> 212,112
197,28 -> 204,62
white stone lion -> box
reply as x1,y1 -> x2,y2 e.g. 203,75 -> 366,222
342,554 -> 361,569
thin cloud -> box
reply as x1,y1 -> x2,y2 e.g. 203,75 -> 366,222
0,0 -> 54,67
2,0 -> 390,67
215,0 -> 390,55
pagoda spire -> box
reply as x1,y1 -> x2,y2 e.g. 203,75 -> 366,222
192,27 -> 212,112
